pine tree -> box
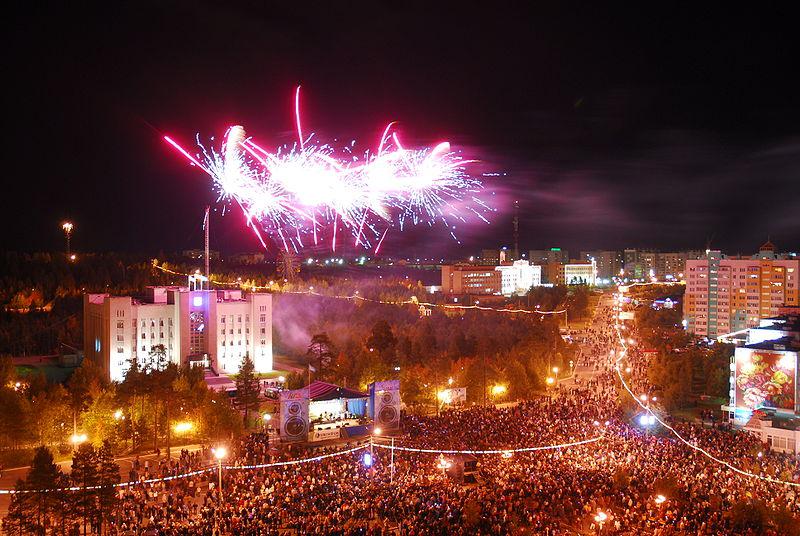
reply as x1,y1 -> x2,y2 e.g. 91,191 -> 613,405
96,440 -> 120,534
4,479 -> 33,535
307,333 -> 335,380
4,447 -> 64,535
235,353 -> 260,428
71,443 -> 100,535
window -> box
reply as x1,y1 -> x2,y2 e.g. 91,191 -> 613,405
221,316 -> 226,323
261,327 -> 266,334
117,321 -> 124,329
141,333 -> 146,340
159,320 -> 164,327
260,314 -> 266,323
117,347 -> 124,353
238,315 -> 242,323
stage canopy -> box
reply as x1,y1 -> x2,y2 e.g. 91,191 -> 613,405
308,380 -> 368,401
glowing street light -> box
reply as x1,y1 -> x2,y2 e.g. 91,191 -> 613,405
552,366 -> 559,375
594,510 -> 608,531
62,221 -> 74,257
173,421 -> 193,433
654,494 -> 667,505
70,433 -> 88,445
546,377 -> 555,386
436,454 -> 452,476
113,410 -> 124,421
490,384 -> 507,396
213,446 -> 227,500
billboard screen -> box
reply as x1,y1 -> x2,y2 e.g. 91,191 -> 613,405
735,350 -> 796,411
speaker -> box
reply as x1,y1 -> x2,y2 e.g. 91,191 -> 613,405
280,388 -> 310,442
370,380 -> 401,429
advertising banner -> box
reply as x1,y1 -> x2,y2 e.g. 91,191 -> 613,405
439,387 -> 467,406
735,349 -> 796,411
280,387 -> 310,442
310,428 -> 341,442
369,380 -> 401,430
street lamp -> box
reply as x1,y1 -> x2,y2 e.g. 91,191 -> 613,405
113,410 -> 124,421
62,222 -> 74,257
213,446 -> 227,500
436,454 -> 452,476
173,421 -> 193,433
594,511 -> 608,532
70,433 -> 88,446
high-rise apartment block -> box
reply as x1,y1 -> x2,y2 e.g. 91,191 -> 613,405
579,251 -> 623,280
684,242 -> 799,338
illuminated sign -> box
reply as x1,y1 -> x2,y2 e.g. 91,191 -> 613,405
735,349 -> 796,411
192,295 -> 203,307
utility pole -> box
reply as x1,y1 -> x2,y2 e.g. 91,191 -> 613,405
513,200 -> 519,261
204,206 -> 210,281
482,353 -> 487,407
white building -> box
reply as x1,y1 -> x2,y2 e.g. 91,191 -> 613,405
84,281 -> 273,382
563,259 -> 597,286
496,260 -> 542,296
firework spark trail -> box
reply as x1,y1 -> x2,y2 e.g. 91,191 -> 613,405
164,87 -> 490,252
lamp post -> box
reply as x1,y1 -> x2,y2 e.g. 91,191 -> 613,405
62,222 -> 73,257
213,446 -> 227,501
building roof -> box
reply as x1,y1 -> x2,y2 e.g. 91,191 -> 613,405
308,380 -> 368,401
759,239 -> 776,251
744,336 -> 799,352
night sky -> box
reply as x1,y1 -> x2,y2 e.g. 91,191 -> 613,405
4,3 -> 799,257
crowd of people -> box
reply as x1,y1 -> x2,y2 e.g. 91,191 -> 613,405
7,293 -> 800,535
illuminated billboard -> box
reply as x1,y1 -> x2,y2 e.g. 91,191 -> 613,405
734,349 -> 796,411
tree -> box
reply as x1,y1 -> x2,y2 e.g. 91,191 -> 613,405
366,320 -> 397,363
71,443 -> 100,535
235,354 -> 260,428
3,447 -> 65,535
96,440 -> 120,534
143,344 -> 169,373
67,362 -> 98,437
307,332 -> 336,380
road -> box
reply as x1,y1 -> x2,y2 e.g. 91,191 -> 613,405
557,291 -> 617,390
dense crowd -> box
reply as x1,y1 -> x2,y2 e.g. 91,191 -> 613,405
13,294 -> 800,535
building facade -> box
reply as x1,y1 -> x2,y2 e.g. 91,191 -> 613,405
441,265 -> 502,295
559,260 -> 597,286
84,284 -> 273,382
684,243 -> 799,338
579,250 -> 622,280
722,314 -> 800,454
496,261 -> 542,296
